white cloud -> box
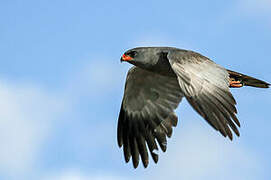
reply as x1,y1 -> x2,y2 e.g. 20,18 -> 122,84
0,79 -> 67,177
0,56 -> 267,179
0,58 -> 130,178
147,122 -> 265,180
43,169 -> 130,180
0,57 -> 126,178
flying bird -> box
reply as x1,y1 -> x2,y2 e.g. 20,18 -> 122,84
117,47 -> 269,168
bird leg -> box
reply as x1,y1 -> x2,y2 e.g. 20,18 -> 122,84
229,79 -> 243,88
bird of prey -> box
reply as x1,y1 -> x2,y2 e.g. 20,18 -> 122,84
117,47 -> 269,169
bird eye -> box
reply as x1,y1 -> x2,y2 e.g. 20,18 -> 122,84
127,51 -> 137,58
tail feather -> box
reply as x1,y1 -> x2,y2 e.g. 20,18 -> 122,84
227,69 -> 270,88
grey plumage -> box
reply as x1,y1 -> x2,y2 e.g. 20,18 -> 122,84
117,67 -> 183,168
118,47 -> 269,168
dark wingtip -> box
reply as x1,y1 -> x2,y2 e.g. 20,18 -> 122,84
132,159 -> 139,169
219,130 -> 227,138
151,152 -> 159,163
228,132 -> 240,141
142,159 -> 149,168
228,129 -> 240,141
124,154 -> 130,163
161,144 -> 167,152
117,140 -> 123,148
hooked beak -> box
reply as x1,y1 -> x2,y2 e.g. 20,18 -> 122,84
120,54 -> 133,62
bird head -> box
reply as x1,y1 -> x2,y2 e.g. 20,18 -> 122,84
120,47 -> 161,69
120,50 -> 138,63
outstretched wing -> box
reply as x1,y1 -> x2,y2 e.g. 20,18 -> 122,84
117,66 -> 183,168
168,50 -> 240,140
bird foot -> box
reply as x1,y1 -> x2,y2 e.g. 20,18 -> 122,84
230,80 -> 243,88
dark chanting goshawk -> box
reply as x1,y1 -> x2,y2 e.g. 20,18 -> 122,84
117,47 -> 270,168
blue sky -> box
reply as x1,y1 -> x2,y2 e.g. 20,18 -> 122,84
0,0 -> 270,179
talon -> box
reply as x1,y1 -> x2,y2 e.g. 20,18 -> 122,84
230,80 -> 243,88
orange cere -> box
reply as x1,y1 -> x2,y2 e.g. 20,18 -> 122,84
122,54 -> 133,61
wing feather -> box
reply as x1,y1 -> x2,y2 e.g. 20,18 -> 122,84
168,50 -> 240,140
118,67 -> 183,168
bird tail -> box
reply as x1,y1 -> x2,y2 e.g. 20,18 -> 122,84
227,69 -> 270,88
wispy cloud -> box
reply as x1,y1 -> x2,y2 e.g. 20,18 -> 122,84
147,122 -> 265,180
0,58 -> 128,178
0,51 -> 268,180
43,169 -> 131,180
0,79 -> 67,178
